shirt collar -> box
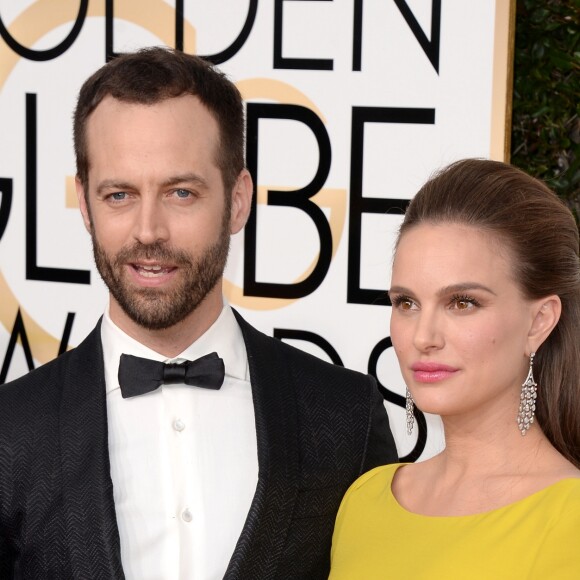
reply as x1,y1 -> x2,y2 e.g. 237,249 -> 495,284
101,302 -> 249,394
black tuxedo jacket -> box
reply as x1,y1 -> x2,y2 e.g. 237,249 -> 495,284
0,311 -> 397,579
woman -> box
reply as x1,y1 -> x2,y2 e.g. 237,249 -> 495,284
329,159 -> 580,579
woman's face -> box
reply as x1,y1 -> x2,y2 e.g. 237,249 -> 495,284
389,223 -> 540,423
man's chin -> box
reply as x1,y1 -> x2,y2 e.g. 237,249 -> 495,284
121,305 -> 190,331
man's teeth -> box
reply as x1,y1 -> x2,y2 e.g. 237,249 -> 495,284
137,265 -> 168,277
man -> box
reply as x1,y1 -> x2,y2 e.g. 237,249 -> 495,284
0,47 -> 397,579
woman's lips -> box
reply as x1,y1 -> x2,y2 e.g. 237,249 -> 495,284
411,362 -> 459,383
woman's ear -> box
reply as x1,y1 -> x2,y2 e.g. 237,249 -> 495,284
527,295 -> 561,354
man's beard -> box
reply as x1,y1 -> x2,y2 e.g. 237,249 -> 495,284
91,219 -> 230,331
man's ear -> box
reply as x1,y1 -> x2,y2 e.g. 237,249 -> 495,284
527,295 -> 561,355
75,176 -> 92,233
229,169 -> 253,235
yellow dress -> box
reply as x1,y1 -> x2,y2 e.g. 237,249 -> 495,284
330,463 -> 580,579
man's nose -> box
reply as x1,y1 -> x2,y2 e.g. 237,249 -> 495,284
132,197 -> 169,246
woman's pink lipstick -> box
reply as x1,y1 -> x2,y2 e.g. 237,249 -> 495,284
411,362 -> 458,383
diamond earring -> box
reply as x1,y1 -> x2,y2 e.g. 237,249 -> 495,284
406,388 -> 415,435
517,352 -> 537,436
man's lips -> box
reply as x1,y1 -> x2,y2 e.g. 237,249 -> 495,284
411,362 -> 459,383
126,262 -> 178,285
131,263 -> 175,277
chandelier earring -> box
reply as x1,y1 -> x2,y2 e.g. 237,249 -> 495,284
517,352 -> 537,436
406,388 -> 415,435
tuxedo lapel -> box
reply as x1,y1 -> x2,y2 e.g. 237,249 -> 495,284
225,311 -> 300,580
59,322 -> 124,578
56,312 -> 299,579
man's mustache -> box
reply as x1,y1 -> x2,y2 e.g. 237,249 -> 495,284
112,242 -> 192,267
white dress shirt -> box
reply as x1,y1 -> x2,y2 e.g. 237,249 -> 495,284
101,303 -> 258,580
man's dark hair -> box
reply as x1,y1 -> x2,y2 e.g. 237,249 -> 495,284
74,46 -> 245,194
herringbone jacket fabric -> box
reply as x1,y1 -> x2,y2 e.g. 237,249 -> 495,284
0,311 -> 397,579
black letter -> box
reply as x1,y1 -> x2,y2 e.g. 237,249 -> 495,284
353,0 -> 441,72
0,178 -> 12,242
245,103 -> 332,299
352,0 -> 363,71
0,1 -> 87,61
26,94 -> 90,284
368,337 -> 426,462
174,0 -> 184,51
58,312 -> 76,356
394,0 -> 441,73
274,328 -> 343,366
0,310 -> 76,383
347,106 -> 435,305
106,0 -> 258,64
0,309 -> 34,384
274,0 -> 333,70
200,0 -> 258,64
105,0 -> 117,61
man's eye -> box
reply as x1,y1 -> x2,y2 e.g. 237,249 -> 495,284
174,189 -> 191,198
109,192 -> 127,201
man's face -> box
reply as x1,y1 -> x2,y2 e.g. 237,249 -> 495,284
78,94 -> 235,331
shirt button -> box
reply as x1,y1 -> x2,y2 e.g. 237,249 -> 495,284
181,508 -> 193,522
173,419 -> 186,432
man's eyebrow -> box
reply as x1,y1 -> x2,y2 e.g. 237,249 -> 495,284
95,173 -> 210,195
160,173 -> 209,189
388,283 -> 496,297
96,180 -> 134,195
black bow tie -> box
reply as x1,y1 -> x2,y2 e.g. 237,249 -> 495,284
118,352 -> 225,399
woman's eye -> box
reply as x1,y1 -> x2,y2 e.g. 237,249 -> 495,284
391,296 -> 417,311
450,295 -> 480,310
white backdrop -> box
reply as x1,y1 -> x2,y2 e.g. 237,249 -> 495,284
0,0 -> 514,461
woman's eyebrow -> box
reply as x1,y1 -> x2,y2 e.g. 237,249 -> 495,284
388,283 -> 496,297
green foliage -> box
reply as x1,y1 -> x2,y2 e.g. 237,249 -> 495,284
511,0 -> 580,218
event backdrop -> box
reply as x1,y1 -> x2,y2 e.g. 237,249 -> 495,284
0,0 -> 514,461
